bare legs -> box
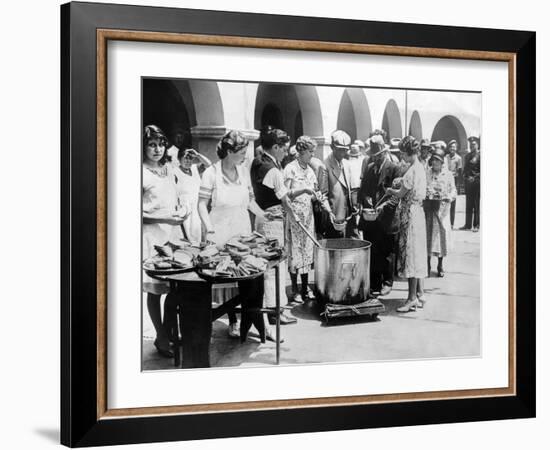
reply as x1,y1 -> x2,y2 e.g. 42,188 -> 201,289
397,277 -> 423,312
407,278 -> 418,302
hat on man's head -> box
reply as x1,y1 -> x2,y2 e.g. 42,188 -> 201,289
390,138 -> 402,149
431,140 -> 447,151
367,134 -> 387,156
331,130 -> 352,149
353,139 -> 365,150
447,139 -> 458,147
420,138 -> 432,149
468,136 -> 480,145
429,148 -> 446,164
389,138 -> 402,153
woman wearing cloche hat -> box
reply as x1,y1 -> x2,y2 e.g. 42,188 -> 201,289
424,148 -> 457,277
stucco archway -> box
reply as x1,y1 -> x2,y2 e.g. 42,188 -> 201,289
142,79 -> 197,148
431,115 -> 468,154
336,88 -> 373,142
254,83 -> 323,142
409,110 -> 423,140
381,99 -> 403,140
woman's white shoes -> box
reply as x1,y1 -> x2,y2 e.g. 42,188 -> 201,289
396,299 -> 420,312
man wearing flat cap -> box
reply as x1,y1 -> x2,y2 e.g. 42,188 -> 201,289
323,130 -> 356,238
460,136 -> 481,231
357,134 -> 402,297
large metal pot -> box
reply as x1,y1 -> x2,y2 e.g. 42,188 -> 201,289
314,238 -> 371,305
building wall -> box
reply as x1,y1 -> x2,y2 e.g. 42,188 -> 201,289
143,79 -> 481,163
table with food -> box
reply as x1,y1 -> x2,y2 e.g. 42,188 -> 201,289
144,232 -> 286,368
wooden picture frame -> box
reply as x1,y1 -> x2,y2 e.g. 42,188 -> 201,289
61,1 -> 535,446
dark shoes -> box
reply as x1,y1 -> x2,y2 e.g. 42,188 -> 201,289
154,338 -> 174,358
459,226 -> 471,231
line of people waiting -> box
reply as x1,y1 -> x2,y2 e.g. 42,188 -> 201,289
142,123 -> 480,357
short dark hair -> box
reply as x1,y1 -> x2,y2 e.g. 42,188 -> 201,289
259,125 -> 274,148
262,128 -> 290,150
177,147 -> 194,160
143,124 -> 169,165
216,130 -> 249,159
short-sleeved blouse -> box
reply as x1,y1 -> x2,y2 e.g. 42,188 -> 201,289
402,159 -> 427,203
283,160 -> 317,200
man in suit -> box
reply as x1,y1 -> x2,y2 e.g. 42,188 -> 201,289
358,134 -> 402,297
323,130 -> 356,238
460,136 -> 481,232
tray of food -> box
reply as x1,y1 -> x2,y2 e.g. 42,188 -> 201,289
194,233 -> 284,281
143,244 -> 196,276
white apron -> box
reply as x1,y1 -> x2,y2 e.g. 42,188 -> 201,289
142,166 -> 179,294
209,162 -> 252,303
175,165 -> 202,245
210,162 -> 252,245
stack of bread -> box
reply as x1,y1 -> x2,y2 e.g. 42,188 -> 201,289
195,232 -> 283,278
143,244 -> 194,271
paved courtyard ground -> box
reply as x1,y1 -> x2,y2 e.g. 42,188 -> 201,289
142,195 -> 480,370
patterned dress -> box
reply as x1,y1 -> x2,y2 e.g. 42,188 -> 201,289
425,167 -> 456,257
283,160 -> 317,274
397,158 -> 428,278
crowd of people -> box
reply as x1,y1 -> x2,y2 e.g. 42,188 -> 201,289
142,122 -> 481,357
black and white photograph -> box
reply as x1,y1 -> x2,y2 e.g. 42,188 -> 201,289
141,78 -> 481,370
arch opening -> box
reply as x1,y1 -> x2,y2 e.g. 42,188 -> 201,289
409,110 -> 423,141
336,88 -> 373,142
431,115 -> 468,155
254,83 -> 323,145
381,99 -> 403,140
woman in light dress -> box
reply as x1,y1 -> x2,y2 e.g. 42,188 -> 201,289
424,148 -> 457,277
198,130 -> 269,339
386,136 -> 428,313
142,125 -> 185,357
284,136 -> 330,303
173,147 -> 211,245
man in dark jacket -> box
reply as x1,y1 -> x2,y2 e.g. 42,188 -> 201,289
250,128 -> 297,328
358,134 -> 402,297
460,136 -> 481,232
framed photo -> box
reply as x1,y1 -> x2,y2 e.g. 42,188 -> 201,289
61,1 -> 535,447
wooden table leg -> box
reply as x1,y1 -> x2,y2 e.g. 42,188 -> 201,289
238,278 -> 265,343
179,282 -> 212,368
275,263 -> 280,365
